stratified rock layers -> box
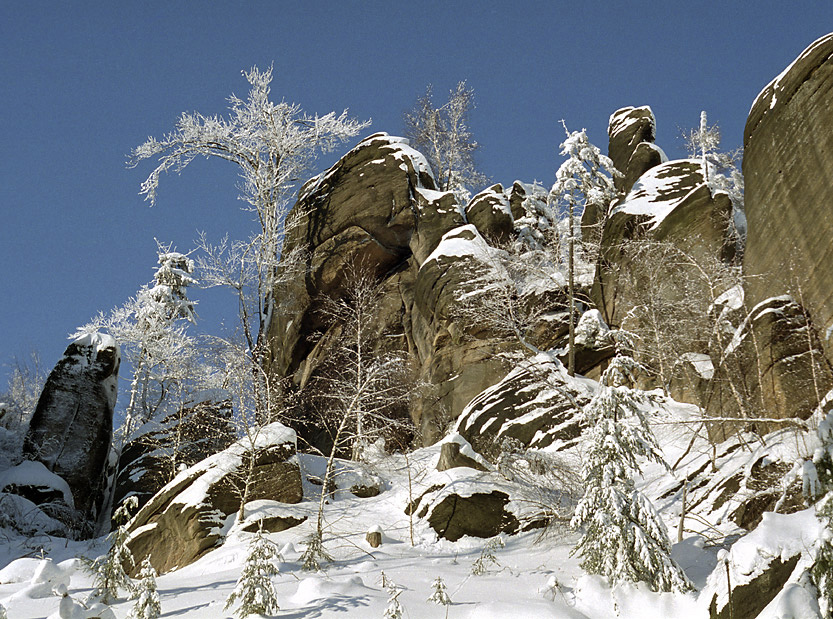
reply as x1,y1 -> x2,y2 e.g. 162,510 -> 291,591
743,33 -> 833,360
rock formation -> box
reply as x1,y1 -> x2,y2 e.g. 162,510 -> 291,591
22,332 -> 119,522
743,33 -> 833,366
124,422 -> 302,575
113,390 -> 236,513
266,133 -> 532,444
606,106 -> 665,195
705,295 -> 833,441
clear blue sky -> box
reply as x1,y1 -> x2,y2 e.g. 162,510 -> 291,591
2,2 -> 832,387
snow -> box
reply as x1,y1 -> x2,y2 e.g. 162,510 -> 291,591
422,224 -> 494,266
0,461 -> 75,509
679,352 -> 714,380
611,159 -> 706,230
0,378 -> 829,617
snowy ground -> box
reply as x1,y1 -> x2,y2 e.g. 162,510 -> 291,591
0,396 -> 823,618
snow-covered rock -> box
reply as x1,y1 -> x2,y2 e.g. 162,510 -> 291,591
124,422 -> 302,575
22,332 -> 119,524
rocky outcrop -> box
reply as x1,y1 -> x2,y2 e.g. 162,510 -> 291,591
22,333 -> 119,522
124,422 -> 302,575
705,295 -> 833,441
455,354 -> 592,455
607,106 -> 664,195
465,184 -> 514,244
743,33 -> 833,366
266,134 -> 533,445
113,391 -> 236,513
592,158 -> 735,329
708,554 -> 801,619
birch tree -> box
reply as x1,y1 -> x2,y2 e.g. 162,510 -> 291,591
404,80 -> 487,202
130,65 -> 369,420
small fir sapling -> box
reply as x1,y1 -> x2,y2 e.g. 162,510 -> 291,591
427,576 -> 452,614
129,558 -> 161,619
0,601 -> 6,619
224,527 -> 281,617
471,536 -> 504,575
383,577 -> 404,619
87,496 -> 138,604
300,529 -> 333,572
570,350 -> 692,593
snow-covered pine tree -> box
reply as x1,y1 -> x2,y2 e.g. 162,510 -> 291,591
87,496 -> 138,604
129,558 -> 161,619
224,527 -> 281,617
570,351 -> 692,593
550,124 -> 619,376
803,397 -> 833,616
427,575 -> 452,614
0,600 -> 6,619
383,579 -> 404,619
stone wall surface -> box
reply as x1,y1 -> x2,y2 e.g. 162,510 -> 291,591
743,33 -> 833,363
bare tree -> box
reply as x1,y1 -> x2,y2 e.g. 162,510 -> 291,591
130,65 -> 370,420
302,264 -> 413,560
404,80 -> 487,202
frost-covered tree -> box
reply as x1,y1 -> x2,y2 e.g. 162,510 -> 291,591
427,575 -> 452,614
383,578 -> 404,619
75,243 -> 198,441
87,496 -> 137,604
682,110 -> 744,211
0,351 -> 45,433
404,80 -> 487,202
803,398 -> 833,616
129,558 -> 161,619
571,352 -> 692,592
131,65 -> 369,422
224,527 -> 281,617
550,124 -> 619,375
304,263 -> 412,550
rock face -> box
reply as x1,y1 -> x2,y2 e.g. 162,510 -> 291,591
124,422 -> 302,575
22,333 -> 119,522
266,134 -> 529,444
743,33 -> 833,366
705,295 -> 833,441
606,106 -> 664,195
455,354 -> 592,455
113,391 -> 236,513
592,158 -> 735,329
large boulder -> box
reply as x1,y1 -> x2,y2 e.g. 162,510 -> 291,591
22,332 -> 119,522
705,295 -> 833,441
113,390 -> 236,513
607,106 -> 664,195
455,353 -> 592,455
124,422 -> 302,575
743,33 -> 833,367
410,225 -> 518,441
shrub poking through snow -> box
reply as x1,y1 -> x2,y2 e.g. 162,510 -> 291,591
0,601 -> 6,619
86,496 -> 138,604
129,558 -> 161,619
570,352 -> 692,592
471,536 -> 504,575
300,530 -> 332,572
224,527 -> 280,617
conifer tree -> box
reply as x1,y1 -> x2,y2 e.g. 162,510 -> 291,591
550,124 -> 618,375
87,496 -> 138,604
383,578 -> 404,619
803,400 -> 833,615
224,527 -> 281,617
129,558 -> 161,619
427,575 -> 452,617
570,351 -> 691,592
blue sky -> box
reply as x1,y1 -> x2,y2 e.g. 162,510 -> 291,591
2,2 -> 832,387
